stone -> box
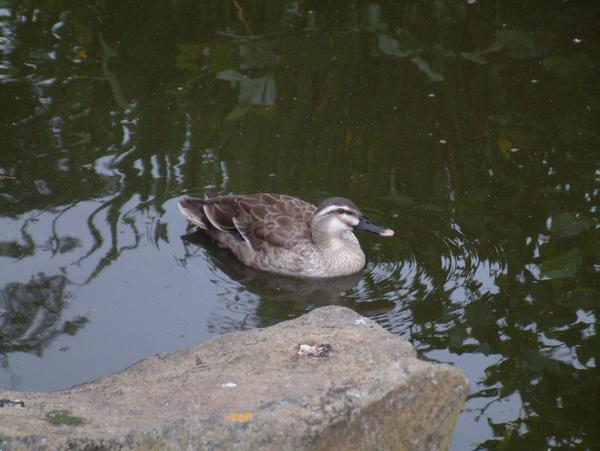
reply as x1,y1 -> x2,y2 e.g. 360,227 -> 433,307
0,306 -> 468,450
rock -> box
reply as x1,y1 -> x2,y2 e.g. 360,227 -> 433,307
0,306 -> 468,450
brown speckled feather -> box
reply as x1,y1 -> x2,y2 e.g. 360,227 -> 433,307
202,193 -> 316,250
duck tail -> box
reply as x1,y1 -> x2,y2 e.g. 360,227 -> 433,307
178,195 -> 210,230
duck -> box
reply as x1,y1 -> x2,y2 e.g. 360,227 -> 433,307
178,190 -> 394,278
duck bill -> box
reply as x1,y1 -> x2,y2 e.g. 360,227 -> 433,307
354,217 -> 395,237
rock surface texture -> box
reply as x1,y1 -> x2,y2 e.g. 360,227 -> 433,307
0,306 -> 468,450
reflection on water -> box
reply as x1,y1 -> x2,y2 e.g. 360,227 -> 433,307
181,229 -> 393,332
1,1 -> 600,449
0,274 -> 86,356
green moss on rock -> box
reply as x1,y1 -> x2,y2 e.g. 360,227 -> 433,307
46,409 -> 85,426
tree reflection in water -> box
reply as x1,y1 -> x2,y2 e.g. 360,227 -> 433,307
0,274 -> 87,363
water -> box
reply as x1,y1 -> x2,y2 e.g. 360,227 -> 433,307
1,1 -> 599,449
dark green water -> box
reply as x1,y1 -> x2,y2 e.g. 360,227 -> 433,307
1,1 -> 599,448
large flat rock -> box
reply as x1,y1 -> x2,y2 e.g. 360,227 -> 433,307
0,306 -> 468,450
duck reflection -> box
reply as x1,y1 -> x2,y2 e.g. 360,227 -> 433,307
180,229 -> 395,327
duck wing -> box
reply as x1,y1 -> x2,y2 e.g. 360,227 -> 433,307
203,193 -> 316,249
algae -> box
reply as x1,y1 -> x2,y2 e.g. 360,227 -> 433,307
46,409 -> 85,426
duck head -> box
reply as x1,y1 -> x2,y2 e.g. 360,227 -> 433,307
311,197 -> 394,246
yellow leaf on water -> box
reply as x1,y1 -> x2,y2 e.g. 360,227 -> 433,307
225,412 -> 254,422
71,47 -> 88,60
497,136 -> 512,152
497,136 -> 512,159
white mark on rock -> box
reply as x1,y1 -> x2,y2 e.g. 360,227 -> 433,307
348,390 -> 365,398
353,318 -> 368,326
297,343 -> 332,357
221,382 -> 237,388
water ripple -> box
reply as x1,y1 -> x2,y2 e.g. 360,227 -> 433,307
353,217 -> 507,328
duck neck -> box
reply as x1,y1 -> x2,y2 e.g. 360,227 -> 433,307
313,230 -> 365,274
315,231 -> 355,249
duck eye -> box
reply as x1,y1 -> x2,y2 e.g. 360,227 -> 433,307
337,208 -> 346,214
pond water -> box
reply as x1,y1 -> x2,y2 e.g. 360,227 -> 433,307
1,1 -> 599,449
